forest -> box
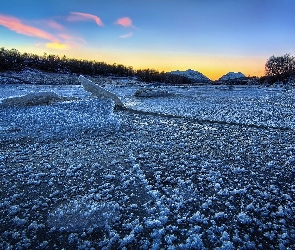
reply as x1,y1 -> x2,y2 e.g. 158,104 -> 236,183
0,47 -> 193,85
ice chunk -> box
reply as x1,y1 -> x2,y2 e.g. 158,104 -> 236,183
79,75 -> 124,107
8,205 -> 20,216
215,241 -> 235,250
237,212 -> 252,224
12,216 -> 27,227
145,219 -> 163,228
1,92 -> 62,107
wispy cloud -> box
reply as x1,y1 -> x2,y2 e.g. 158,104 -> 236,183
58,33 -> 85,44
115,17 -> 134,28
0,13 -> 59,42
120,32 -> 133,38
0,14 -> 81,50
58,33 -> 72,40
45,20 -> 65,31
68,12 -> 104,26
1,12 -> 136,49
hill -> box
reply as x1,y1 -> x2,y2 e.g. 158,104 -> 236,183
218,72 -> 246,81
170,69 -> 211,83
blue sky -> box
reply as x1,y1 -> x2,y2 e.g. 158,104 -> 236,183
1,0 -> 295,79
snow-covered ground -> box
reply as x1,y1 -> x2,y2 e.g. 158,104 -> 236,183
0,83 -> 295,249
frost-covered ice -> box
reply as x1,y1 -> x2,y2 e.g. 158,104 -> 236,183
0,83 -> 295,249
0,98 -> 120,142
124,85 -> 295,130
48,196 -> 121,232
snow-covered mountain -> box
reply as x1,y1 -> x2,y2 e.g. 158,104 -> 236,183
170,69 -> 210,82
218,72 -> 246,81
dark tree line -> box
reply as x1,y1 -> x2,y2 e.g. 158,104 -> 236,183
0,47 -> 193,84
3,47 -> 294,85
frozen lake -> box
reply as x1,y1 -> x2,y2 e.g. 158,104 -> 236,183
1,84 -> 295,249
1,83 -> 295,129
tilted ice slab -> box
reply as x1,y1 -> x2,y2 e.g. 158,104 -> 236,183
79,75 -> 125,107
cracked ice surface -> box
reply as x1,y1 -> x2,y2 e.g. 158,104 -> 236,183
0,83 -> 295,249
125,85 -> 295,130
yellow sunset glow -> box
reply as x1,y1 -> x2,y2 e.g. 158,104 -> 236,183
46,42 -> 67,50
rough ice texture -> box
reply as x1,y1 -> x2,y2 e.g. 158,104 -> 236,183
47,196 -> 120,232
0,99 -> 120,142
79,75 -> 124,107
134,87 -> 174,98
1,82 -> 295,249
0,92 -> 65,107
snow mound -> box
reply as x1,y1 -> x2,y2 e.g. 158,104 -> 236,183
170,69 -> 210,82
134,87 -> 174,98
79,75 -> 124,107
218,72 -> 246,81
0,99 -> 120,142
0,92 -> 69,107
48,196 -> 121,232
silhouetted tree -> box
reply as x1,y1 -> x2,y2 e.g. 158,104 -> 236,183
265,54 -> 295,79
0,47 -> 23,71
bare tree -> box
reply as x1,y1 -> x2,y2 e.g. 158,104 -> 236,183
265,54 -> 295,77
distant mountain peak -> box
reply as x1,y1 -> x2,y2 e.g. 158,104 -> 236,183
170,69 -> 210,82
218,72 -> 246,81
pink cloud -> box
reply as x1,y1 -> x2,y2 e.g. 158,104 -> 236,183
58,33 -> 86,45
68,12 -> 104,26
45,20 -> 64,31
120,32 -> 133,38
0,13 -> 59,42
58,33 -> 73,40
115,17 -> 133,28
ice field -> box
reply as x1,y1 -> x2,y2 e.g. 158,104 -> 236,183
1,83 -> 295,249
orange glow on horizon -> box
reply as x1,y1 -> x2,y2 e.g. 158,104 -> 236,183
10,46 -> 266,81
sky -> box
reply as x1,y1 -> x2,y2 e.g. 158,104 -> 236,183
1,0 -> 295,80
